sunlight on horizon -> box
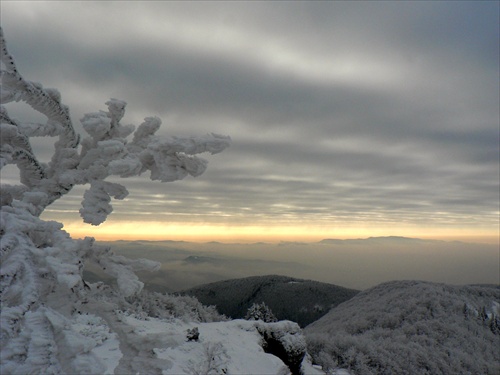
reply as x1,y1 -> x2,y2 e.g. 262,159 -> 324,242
61,220 -> 499,245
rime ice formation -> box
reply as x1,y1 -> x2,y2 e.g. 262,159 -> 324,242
1,28 -> 230,222
0,27 -> 324,375
0,29 -> 308,374
0,27 -> 320,375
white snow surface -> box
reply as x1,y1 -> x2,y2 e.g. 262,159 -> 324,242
71,306 -> 324,375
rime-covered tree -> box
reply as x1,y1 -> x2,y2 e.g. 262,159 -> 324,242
245,302 -> 278,323
305,281 -> 500,375
0,27 -> 230,374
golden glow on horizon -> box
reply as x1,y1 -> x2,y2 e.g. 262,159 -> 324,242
61,220 -> 499,244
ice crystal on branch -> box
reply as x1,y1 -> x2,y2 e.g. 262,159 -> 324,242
0,26 -> 230,374
1,28 -> 230,221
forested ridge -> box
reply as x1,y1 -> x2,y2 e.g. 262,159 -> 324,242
180,274 -> 359,327
305,280 -> 500,374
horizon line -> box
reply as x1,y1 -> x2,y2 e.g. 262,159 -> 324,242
70,234 -> 499,246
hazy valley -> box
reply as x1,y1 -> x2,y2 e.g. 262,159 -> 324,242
84,236 -> 500,292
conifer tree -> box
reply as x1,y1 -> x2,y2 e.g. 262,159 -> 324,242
245,302 -> 278,323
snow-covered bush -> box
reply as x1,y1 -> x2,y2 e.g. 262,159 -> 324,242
0,27 -> 230,374
256,320 -> 307,375
125,289 -> 227,323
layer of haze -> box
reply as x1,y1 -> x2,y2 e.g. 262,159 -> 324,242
1,1 -> 499,242
92,237 -> 499,292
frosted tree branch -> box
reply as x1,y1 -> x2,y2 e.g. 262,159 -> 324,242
0,26 -> 230,372
0,26 -> 230,223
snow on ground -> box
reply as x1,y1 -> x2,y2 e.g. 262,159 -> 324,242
71,313 -> 122,374
72,308 -> 325,374
152,319 -> 288,374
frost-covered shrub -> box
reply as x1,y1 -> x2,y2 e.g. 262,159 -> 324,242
124,289 -> 227,323
256,321 -> 307,375
0,27 -> 229,374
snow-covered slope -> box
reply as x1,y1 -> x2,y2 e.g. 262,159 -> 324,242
305,280 -> 500,375
74,305 -> 323,375
67,285 -> 323,375
1,277 -> 324,374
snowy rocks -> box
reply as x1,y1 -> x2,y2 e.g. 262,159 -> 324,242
186,327 -> 200,341
256,320 -> 307,375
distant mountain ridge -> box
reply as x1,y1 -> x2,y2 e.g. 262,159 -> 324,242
178,274 -> 359,327
318,236 -> 435,245
107,235 -> 480,246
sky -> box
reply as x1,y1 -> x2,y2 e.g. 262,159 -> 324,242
1,1 -> 499,243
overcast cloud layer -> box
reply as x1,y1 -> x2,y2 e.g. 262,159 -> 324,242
1,2 -> 499,239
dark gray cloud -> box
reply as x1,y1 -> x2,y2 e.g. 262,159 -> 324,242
2,1 -> 498,239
